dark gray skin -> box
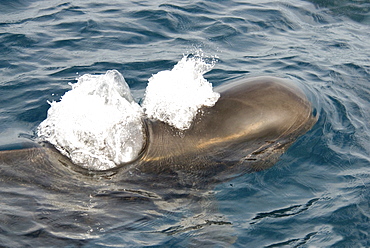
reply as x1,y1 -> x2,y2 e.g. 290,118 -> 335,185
131,76 -> 317,186
0,76 -> 316,188
0,76 -> 317,246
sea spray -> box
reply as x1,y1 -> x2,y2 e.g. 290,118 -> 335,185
37,70 -> 145,170
37,54 -> 220,170
142,55 -> 220,130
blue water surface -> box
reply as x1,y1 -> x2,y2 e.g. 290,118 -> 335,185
1,0 -> 370,247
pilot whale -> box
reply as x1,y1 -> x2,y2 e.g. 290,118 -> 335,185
0,76 -> 317,246
0,76 -> 317,187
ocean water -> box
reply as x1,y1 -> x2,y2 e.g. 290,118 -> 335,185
1,0 -> 370,247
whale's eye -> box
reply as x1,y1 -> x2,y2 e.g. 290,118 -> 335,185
312,108 -> 318,117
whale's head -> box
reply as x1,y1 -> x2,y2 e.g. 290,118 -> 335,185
201,77 -> 317,174
139,77 -> 317,183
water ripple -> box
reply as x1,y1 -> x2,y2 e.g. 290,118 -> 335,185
1,0 -> 370,246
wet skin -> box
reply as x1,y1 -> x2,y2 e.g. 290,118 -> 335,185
0,76 -> 317,246
135,76 -> 317,185
0,76 -> 317,188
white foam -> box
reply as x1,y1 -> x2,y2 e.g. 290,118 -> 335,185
142,55 -> 220,130
37,54 -> 220,170
37,70 -> 145,170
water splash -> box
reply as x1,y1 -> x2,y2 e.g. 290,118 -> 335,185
142,55 -> 220,130
37,54 -> 220,170
37,70 -> 145,171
